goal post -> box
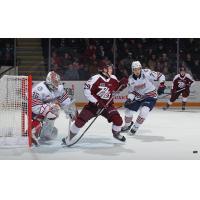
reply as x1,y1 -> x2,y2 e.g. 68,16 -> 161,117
0,75 -> 32,147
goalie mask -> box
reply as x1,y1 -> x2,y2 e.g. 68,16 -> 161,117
46,71 -> 61,91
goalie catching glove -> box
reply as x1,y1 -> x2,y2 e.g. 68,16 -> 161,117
39,103 -> 61,120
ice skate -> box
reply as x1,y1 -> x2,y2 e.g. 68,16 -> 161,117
182,102 -> 186,111
113,131 -> 126,142
121,121 -> 134,132
163,103 -> 170,110
129,125 -> 139,135
62,131 -> 76,146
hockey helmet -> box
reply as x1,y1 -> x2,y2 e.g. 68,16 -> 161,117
179,67 -> 186,72
131,61 -> 142,70
46,71 -> 61,90
98,63 -> 113,72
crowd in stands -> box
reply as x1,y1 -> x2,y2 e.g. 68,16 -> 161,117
0,39 -> 14,67
50,39 -> 114,80
50,38 -> 200,81
1,38 -> 200,81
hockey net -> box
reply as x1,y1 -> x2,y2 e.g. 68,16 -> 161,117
0,75 -> 32,147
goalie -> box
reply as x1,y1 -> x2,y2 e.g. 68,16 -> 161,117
31,71 -> 77,146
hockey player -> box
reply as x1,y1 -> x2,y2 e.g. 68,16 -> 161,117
32,71 -> 77,146
121,61 -> 166,135
163,67 -> 194,110
62,63 -> 128,145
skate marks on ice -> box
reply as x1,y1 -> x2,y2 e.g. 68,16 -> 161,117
162,108 -> 200,113
74,136 -> 135,157
132,135 -> 178,143
127,129 -> 178,143
28,135 -> 134,158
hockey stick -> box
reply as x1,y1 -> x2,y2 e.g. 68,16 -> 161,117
65,84 -> 124,147
115,87 -> 187,110
158,87 -> 187,98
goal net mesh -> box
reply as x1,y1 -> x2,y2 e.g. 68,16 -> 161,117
0,75 -> 32,147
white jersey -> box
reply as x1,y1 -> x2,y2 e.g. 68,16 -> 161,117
32,81 -> 71,115
128,69 -> 165,101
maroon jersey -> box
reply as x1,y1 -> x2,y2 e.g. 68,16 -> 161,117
172,73 -> 194,92
84,74 -> 120,105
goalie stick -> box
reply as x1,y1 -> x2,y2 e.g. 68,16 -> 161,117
64,84 -> 124,147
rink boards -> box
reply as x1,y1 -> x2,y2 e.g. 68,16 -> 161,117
57,81 -> 200,107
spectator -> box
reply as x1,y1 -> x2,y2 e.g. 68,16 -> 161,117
47,38 -> 200,81
63,63 -> 79,80
78,64 -> 91,80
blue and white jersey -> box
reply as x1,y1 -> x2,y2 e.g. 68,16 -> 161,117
128,69 -> 165,101
32,81 -> 71,115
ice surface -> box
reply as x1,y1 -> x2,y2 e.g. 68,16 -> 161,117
0,108 -> 199,160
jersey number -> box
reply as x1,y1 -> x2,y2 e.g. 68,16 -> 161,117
33,92 -> 39,99
178,81 -> 185,88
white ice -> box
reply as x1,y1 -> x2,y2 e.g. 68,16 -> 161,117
0,108 -> 200,160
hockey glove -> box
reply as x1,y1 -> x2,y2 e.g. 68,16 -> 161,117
124,93 -> 135,107
118,77 -> 128,91
157,82 -> 166,95
124,99 -> 133,107
96,100 -> 108,110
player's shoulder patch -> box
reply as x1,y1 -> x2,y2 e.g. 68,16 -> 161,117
37,86 -> 43,91
35,81 -> 45,91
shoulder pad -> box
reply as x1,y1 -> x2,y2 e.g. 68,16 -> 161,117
110,75 -> 118,81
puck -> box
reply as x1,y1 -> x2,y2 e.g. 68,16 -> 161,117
193,150 -> 198,154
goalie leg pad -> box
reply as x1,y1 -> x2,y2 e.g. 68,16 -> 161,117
40,118 -> 57,140
32,119 -> 42,138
